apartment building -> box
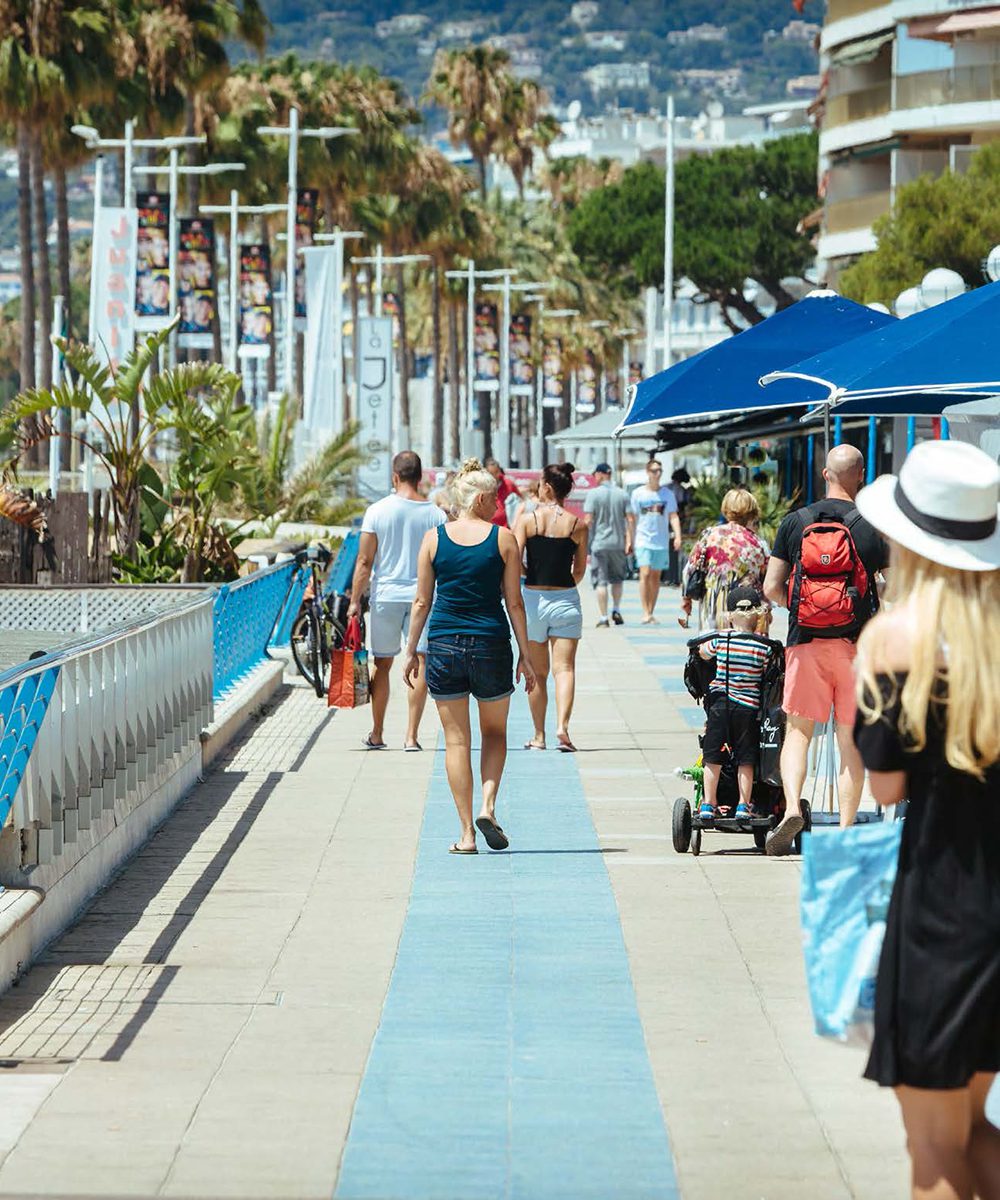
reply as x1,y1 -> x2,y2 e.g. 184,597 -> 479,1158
818,0 -> 1000,279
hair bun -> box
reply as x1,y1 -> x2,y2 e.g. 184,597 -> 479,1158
557,462 -> 575,476
457,457 -> 484,477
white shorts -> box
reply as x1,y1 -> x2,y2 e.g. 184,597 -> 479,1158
523,588 -> 583,643
369,598 -> 427,658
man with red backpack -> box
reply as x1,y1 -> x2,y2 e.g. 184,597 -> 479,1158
762,445 -> 888,855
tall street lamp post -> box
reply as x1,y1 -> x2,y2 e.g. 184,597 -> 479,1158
662,95 -> 675,373
614,327 -> 638,412
444,264 -> 515,452
198,194 -> 285,374
256,109 -> 358,401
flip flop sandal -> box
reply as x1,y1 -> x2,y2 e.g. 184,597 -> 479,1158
765,813 -> 804,857
449,843 -> 478,855
403,742 -> 422,752
556,736 -> 577,753
362,736 -> 388,750
523,740 -> 546,750
475,816 -> 509,851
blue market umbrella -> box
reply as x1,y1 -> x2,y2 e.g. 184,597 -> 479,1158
615,295 -> 894,433
761,280 -> 1000,416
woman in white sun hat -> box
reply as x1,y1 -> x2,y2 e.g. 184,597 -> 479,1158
852,439 -> 1000,1200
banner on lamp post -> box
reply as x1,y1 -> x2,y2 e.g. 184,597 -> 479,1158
93,207 -> 137,371
134,191 -> 170,330
629,359 -> 643,387
474,302 -> 500,392
542,337 -> 563,408
177,217 -> 216,350
356,316 -> 393,498
510,312 -> 533,397
238,243 -> 272,360
302,245 -> 342,436
578,349 -> 598,415
294,187 -> 319,329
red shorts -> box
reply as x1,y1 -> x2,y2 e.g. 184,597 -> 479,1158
783,639 -> 858,726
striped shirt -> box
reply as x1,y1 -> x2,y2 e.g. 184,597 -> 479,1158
705,634 -> 769,710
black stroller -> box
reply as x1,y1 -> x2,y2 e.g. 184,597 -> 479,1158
671,632 -> 812,855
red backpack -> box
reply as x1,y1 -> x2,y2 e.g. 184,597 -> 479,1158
787,507 -> 872,638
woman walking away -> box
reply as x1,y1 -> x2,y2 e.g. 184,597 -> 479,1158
514,462 -> 588,752
852,440 -> 1000,1200
680,488 -> 770,630
403,459 -> 536,856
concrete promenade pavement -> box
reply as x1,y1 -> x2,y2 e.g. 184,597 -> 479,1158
0,581 -> 910,1199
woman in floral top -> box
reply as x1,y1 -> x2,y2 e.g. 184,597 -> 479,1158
680,489 -> 770,630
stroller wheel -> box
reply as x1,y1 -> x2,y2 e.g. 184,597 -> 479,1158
671,797 -> 692,854
690,826 -> 702,856
753,826 -> 768,851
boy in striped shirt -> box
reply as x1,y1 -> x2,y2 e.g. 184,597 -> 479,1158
698,585 -> 770,821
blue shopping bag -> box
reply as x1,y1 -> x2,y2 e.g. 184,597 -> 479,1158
800,820 -> 903,1047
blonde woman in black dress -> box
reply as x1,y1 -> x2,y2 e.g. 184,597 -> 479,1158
853,440 -> 1000,1200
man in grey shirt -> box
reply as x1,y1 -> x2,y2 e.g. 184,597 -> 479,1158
583,462 -> 635,627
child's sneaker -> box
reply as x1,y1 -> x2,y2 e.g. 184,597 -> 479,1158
698,803 -> 715,821
735,802 -> 752,820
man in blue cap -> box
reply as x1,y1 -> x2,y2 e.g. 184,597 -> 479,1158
584,462 -> 634,627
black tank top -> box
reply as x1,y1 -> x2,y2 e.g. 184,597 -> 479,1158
524,511 -> 578,589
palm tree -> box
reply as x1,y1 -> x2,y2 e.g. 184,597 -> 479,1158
499,79 -> 560,201
427,46 -> 513,199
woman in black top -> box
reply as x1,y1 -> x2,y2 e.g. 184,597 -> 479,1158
513,463 -> 588,752
852,440 -> 1000,1200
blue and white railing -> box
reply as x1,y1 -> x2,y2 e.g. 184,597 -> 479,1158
0,561 -> 308,874
211,559 -> 308,701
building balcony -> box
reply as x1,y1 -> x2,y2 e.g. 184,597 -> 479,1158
895,63 -> 1000,111
826,0 -> 888,21
825,189 -> 892,234
825,81 -> 892,128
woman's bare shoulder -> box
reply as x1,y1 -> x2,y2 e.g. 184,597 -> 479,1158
859,605 -> 916,674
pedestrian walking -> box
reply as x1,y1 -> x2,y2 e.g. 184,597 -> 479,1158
631,459 -> 682,624
762,445 -> 888,853
584,462 -> 635,628
851,440 -> 1000,1200
512,480 -> 540,526
348,450 -> 446,751
513,462 -> 588,752
665,467 -> 692,586
484,456 -> 522,527
680,488 -> 770,630
403,459 -> 536,855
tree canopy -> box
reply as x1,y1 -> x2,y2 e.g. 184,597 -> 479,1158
566,131 -> 818,327
838,144 -> 1000,306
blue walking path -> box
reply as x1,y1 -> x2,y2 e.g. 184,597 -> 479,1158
335,704 -> 680,1200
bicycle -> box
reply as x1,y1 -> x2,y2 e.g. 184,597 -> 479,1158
289,545 -> 346,698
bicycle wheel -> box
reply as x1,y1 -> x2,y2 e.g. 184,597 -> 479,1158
306,605 -> 325,698
290,610 -> 314,684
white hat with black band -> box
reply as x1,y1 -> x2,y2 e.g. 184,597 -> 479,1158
855,440 -> 1000,572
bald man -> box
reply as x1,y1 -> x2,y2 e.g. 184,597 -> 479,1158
762,444 -> 888,854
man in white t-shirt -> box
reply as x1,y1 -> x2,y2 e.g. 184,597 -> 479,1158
348,451 -> 446,750
630,458 -> 681,624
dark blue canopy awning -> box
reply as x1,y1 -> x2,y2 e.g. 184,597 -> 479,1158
762,280 -> 1000,415
616,295 -> 895,434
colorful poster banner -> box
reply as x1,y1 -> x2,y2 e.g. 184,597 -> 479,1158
302,245 -> 343,436
177,217 -> 216,350
510,312 -> 533,396
474,302 -> 500,392
382,290 -> 402,346
134,191 -> 170,329
606,375 -> 621,407
629,359 -> 643,387
92,207 -> 137,371
578,349 -> 598,414
542,337 -> 563,408
356,316 -> 394,498
294,187 -> 319,327
238,243 -> 273,360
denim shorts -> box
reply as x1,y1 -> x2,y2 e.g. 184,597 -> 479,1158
425,634 -> 514,702
523,587 -> 583,642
